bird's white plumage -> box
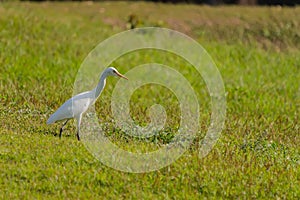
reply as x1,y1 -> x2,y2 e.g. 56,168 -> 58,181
47,67 -> 127,140
47,91 -> 93,124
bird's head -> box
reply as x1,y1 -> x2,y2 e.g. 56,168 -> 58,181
106,67 -> 128,80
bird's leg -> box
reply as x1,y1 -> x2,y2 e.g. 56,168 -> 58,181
59,119 -> 70,138
77,130 -> 80,141
76,114 -> 82,141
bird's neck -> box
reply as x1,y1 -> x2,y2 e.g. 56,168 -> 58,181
94,73 -> 107,99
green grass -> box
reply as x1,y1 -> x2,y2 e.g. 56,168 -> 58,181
0,1 -> 299,199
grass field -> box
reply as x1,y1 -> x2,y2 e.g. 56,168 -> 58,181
0,1 -> 299,199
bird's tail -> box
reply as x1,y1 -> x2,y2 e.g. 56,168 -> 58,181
47,114 -> 56,124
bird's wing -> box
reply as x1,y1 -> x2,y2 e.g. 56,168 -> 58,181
47,91 -> 93,124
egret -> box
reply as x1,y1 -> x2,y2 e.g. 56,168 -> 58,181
47,67 -> 128,141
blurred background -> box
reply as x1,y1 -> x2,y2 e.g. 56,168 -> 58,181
19,0 -> 300,6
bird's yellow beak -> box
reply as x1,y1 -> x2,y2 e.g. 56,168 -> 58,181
116,72 -> 128,80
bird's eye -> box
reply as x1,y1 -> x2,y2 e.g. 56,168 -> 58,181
113,70 -> 116,73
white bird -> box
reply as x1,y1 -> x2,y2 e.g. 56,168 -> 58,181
47,67 -> 128,141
